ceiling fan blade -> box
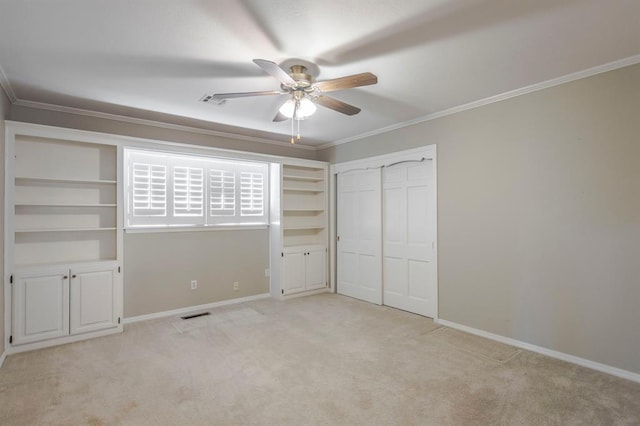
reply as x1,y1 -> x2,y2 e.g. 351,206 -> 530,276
212,90 -> 283,100
273,111 -> 288,122
314,72 -> 377,93
253,59 -> 296,86
315,95 -> 361,116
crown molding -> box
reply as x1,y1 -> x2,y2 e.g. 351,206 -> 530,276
5,54 -> 639,152
0,64 -> 17,103
317,54 -> 640,150
11,99 -> 318,151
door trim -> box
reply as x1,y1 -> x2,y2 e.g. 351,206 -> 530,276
329,145 -> 438,319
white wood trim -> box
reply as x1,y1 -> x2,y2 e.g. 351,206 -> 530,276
12,99 -> 317,151
328,171 -> 336,293
318,54 -> 640,150
5,121 -> 291,164
331,145 -> 437,174
6,326 -> 123,355
0,350 -> 6,368
125,225 -> 268,234
435,318 -> 640,384
0,63 -> 16,103
123,293 -> 271,324
281,287 -> 330,300
431,145 -> 438,321
116,145 -> 125,328
3,124 -> 15,353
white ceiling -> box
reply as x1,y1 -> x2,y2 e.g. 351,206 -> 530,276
0,0 -> 638,148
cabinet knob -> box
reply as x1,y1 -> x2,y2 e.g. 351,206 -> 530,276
72,274 -> 77,278
63,275 -> 68,279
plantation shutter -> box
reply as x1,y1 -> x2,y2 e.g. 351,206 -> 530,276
209,169 -> 235,217
126,150 -> 170,227
125,149 -> 268,228
240,171 -> 264,216
173,166 -> 204,216
132,163 -> 167,217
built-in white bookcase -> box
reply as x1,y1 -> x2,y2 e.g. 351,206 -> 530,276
282,164 -> 327,247
4,122 -> 123,352
13,136 -> 118,266
270,160 -> 329,299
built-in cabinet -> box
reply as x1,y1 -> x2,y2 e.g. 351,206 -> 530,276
12,262 -> 118,345
5,122 -> 123,351
283,245 -> 326,294
270,160 -> 329,299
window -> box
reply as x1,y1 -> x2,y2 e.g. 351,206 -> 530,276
125,149 -> 269,228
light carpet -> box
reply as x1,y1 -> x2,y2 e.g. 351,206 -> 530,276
1,293 -> 639,425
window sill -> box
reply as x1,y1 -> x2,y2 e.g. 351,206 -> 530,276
124,224 -> 269,234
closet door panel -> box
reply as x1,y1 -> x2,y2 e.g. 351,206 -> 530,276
337,169 -> 382,304
383,161 -> 436,317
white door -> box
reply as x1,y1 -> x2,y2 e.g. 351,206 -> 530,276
12,267 -> 70,345
305,248 -> 326,290
337,168 -> 382,304
383,160 -> 436,317
283,250 -> 306,295
70,265 -> 116,335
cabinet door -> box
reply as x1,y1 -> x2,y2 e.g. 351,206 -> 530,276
70,266 -> 117,335
305,248 -> 326,290
283,251 -> 306,294
12,268 -> 70,345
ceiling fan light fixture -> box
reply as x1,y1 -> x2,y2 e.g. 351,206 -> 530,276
279,97 -> 317,120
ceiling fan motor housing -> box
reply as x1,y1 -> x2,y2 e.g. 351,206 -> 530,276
288,65 -> 313,88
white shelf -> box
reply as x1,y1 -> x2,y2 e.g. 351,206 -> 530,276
15,203 -> 117,208
283,225 -> 325,231
283,187 -> 324,193
282,174 -> 324,182
15,177 -> 117,185
283,208 -> 324,212
15,258 -> 118,270
15,227 -> 116,233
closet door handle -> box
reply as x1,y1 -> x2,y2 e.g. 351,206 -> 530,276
63,275 -> 68,280
71,274 -> 77,279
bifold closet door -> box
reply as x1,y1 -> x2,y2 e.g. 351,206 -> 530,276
383,160 -> 436,317
337,168 -> 382,304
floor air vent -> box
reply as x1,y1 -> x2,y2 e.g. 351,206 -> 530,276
180,312 -> 211,320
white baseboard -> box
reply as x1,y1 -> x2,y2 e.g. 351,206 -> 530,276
435,318 -> 640,384
8,326 -> 123,355
123,293 -> 271,324
0,350 -> 6,368
281,287 -> 330,301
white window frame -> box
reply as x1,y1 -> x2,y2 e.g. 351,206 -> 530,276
125,148 -> 269,229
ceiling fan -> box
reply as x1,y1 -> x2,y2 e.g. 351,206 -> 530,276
209,59 -> 377,142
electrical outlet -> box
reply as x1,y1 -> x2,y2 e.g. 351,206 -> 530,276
265,268 -> 270,277
191,280 -> 198,290
233,281 -> 239,291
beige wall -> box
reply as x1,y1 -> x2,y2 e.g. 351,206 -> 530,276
318,64 -> 640,374
124,229 -> 269,318
0,91 -> 10,354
